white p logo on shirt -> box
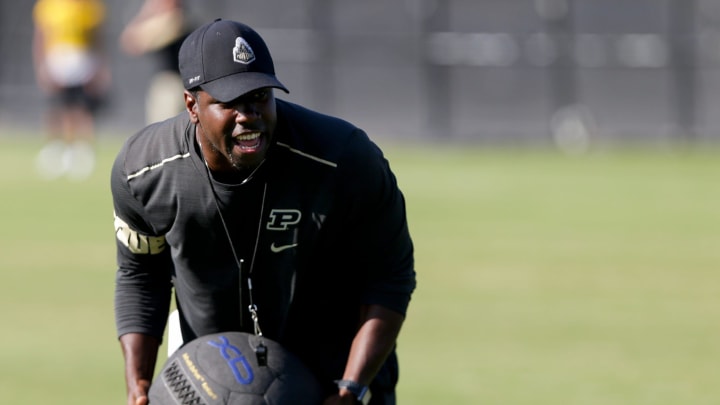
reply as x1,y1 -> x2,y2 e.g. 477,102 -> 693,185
266,209 -> 301,231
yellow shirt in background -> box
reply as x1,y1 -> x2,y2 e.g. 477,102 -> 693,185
33,0 -> 105,52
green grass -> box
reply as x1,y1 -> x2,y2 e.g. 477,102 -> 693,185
1,136 -> 719,404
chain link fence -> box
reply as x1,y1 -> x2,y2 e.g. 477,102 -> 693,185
1,0 -> 719,146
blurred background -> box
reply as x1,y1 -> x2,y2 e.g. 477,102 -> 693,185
1,2 -> 720,405
1,0 -> 720,149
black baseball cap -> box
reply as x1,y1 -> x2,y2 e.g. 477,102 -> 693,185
178,19 -> 288,102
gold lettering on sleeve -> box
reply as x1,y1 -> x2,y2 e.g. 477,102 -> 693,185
114,212 -> 166,255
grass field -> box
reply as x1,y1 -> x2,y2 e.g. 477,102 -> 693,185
1,135 -> 719,404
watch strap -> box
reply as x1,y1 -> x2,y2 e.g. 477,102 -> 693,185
334,379 -> 371,404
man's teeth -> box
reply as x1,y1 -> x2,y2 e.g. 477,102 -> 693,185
236,133 -> 260,141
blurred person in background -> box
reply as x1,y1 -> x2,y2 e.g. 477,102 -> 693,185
120,0 -> 194,124
32,0 -> 110,180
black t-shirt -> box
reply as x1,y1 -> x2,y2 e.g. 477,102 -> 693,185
112,99 -> 416,391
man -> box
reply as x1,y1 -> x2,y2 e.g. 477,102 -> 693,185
112,19 -> 416,405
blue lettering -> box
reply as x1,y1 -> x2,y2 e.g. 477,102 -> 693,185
207,336 -> 255,384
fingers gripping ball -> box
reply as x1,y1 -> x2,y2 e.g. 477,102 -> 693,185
149,332 -> 323,405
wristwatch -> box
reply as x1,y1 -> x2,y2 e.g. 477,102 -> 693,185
335,379 -> 371,405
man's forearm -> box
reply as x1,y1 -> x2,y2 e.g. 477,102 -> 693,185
342,304 -> 405,385
120,332 -> 161,403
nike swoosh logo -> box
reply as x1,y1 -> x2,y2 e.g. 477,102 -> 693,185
270,242 -> 298,253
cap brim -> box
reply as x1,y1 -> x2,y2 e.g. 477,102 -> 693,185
200,72 -> 289,103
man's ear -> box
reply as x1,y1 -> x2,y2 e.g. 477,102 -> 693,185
184,90 -> 199,123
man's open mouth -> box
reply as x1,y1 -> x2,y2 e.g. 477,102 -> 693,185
234,132 -> 261,150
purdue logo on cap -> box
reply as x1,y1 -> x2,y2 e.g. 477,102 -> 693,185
233,37 -> 256,64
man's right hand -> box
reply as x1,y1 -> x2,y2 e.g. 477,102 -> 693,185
127,378 -> 151,405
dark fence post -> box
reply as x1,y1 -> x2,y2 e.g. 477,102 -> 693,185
421,1 -> 452,138
307,0 -> 336,115
668,0 -> 697,141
